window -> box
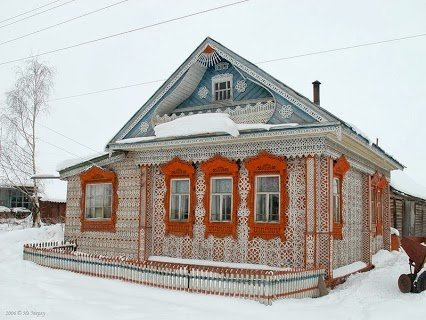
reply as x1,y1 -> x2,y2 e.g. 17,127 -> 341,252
213,80 -> 231,101
332,155 -> 350,240
245,152 -> 288,241
170,179 -> 190,221
210,177 -> 232,222
161,157 -> 196,237
255,176 -> 280,222
333,177 -> 341,224
370,173 -> 388,236
80,166 -> 118,232
201,155 -> 239,238
85,183 -> 112,219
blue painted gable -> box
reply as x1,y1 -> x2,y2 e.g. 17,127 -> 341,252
176,59 -> 272,110
109,37 -> 336,144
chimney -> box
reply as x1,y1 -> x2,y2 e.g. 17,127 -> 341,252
312,80 -> 321,105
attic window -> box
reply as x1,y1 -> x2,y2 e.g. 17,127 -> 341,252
212,74 -> 233,101
214,81 -> 231,101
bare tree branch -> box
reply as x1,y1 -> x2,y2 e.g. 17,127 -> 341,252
0,57 -> 54,227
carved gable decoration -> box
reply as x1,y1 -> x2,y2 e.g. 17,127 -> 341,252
79,166 -> 118,233
108,37 -> 332,145
201,155 -> 239,239
245,151 -> 288,241
161,157 -> 196,237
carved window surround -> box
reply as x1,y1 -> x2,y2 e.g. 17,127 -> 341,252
201,155 -> 239,239
245,151 -> 288,241
332,155 -> 350,240
80,166 -> 118,232
371,172 -> 388,236
161,157 -> 196,237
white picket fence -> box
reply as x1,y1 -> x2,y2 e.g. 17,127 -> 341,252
23,241 -> 325,305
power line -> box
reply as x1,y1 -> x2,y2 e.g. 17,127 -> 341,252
0,0 -> 77,30
255,32 -> 426,64
36,120 -> 101,153
48,31 -> 426,103
0,0 -> 250,66
0,0 -> 130,48
0,0 -> 63,25
49,79 -> 165,102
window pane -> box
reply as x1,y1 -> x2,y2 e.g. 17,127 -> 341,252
211,195 -> 221,221
170,195 -> 180,220
95,207 -> 103,218
257,176 -> 279,192
269,194 -> 279,222
172,180 -> 189,194
222,195 -> 232,221
256,194 -> 267,221
333,178 -> 339,195
212,178 -> 232,193
334,196 -> 340,223
181,195 -> 189,220
104,206 -> 111,218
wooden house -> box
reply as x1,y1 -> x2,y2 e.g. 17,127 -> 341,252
390,171 -> 426,237
58,37 -> 403,281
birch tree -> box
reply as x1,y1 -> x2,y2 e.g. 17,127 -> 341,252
0,58 -> 54,227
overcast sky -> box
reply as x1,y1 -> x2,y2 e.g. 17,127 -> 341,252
1,0 -> 425,199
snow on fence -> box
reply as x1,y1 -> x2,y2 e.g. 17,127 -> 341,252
23,241 -> 325,305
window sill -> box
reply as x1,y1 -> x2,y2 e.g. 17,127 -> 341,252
165,220 -> 193,237
80,218 -> 115,233
205,221 -> 236,239
249,222 -> 286,241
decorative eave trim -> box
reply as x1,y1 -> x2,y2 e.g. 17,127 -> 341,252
107,38 -> 331,145
109,123 -> 342,152
341,127 -> 403,170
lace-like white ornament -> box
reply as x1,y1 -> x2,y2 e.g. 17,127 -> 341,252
140,122 -> 149,133
198,86 -> 209,99
279,105 -> 293,119
235,80 -> 247,93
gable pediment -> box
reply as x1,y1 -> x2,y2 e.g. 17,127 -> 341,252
108,37 -> 336,145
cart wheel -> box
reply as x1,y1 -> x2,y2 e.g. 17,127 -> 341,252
417,271 -> 426,293
398,274 -> 414,293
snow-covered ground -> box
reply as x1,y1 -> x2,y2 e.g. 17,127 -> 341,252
0,225 -> 424,320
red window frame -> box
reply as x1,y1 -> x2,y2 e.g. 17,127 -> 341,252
79,166 -> 118,233
161,157 -> 196,237
332,155 -> 350,240
201,155 -> 239,239
371,173 -> 388,236
245,151 -> 288,241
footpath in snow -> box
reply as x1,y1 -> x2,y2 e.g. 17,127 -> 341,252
0,225 -> 424,320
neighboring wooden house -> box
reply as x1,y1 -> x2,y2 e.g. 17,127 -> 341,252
0,183 -> 33,218
391,171 -> 426,237
39,198 -> 66,224
57,37 -> 403,281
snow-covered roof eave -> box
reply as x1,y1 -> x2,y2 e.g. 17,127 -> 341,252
391,170 -> 426,201
57,151 -> 125,178
341,124 -> 404,171
107,121 -> 341,151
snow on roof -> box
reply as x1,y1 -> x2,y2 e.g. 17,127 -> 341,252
39,179 -> 67,203
56,152 -> 109,172
115,113 -> 299,144
31,173 -> 60,179
155,113 -> 239,138
391,170 -> 426,200
345,122 -> 372,144
0,206 -> 10,212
